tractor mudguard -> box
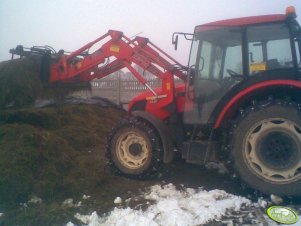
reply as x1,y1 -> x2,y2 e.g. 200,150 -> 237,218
214,79 -> 301,129
131,110 -> 174,163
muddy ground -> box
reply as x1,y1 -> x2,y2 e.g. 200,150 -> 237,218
1,99 -> 301,225
0,59 -> 300,225
0,102 -> 299,226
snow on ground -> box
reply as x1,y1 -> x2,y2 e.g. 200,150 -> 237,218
205,162 -> 229,175
67,183 -> 251,226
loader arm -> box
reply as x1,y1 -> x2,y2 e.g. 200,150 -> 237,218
10,30 -> 187,120
49,30 -> 185,82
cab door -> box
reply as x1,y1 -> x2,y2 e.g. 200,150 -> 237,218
184,27 -> 243,124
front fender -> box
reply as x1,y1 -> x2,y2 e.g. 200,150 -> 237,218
131,110 -> 173,163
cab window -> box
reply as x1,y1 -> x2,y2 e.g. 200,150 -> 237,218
247,23 -> 293,74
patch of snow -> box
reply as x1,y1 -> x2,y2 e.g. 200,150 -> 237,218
28,195 -> 42,204
205,162 -> 229,174
0,213 -> 3,217
256,197 -> 268,208
247,212 -> 255,218
62,199 -> 82,208
20,203 -> 28,208
73,183 -> 250,226
35,96 -> 124,109
222,220 -> 234,226
263,214 -> 282,226
74,211 -> 101,225
62,199 -> 74,208
75,201 -> 82,207
270,194 -> 283,205
114,197 -> 122,204
34,99 -> 55,108
82,194 -> 91,200
125,198 -> 132,203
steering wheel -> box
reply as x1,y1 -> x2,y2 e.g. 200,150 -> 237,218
226,69 -> 242,80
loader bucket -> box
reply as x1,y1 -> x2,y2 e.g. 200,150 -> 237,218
0,47 -> 91,109
10,45 -> 51,84
39,51 -> 51,84
0,57 -> 42,108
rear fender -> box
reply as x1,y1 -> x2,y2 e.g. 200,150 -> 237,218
214,80 -> 301,128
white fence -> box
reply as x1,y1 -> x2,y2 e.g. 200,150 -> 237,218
90,78 -> 162,104
75,76 -> 184,108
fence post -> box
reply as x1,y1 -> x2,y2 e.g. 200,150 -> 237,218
116,72 -> 121,105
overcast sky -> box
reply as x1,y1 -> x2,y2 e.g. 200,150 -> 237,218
1,0 -> 300,64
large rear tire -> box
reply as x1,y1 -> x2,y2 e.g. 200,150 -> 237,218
107,116 -> 163,179
231,100 -> 301,196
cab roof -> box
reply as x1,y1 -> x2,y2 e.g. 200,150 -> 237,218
195,14 -> 287,32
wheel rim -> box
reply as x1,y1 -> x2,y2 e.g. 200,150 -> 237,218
244,118 -> 301,183
116,130 -> 150,170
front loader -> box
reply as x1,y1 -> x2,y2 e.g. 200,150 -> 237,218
10,6 -> 301,196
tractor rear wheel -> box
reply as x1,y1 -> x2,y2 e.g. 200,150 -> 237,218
231,100 -> 301,196
107,116 -> 163,179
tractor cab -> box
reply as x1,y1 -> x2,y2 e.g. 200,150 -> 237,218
184,6 -> 301,125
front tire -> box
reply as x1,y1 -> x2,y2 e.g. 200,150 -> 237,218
107,116 -> 163,179
231,100 -> 301,196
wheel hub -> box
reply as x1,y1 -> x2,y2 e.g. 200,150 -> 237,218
116,131 -> 150,170
259,131 -> 298,169
129,143 -> 143,156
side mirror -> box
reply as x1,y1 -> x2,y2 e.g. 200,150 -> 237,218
172,32 -> 193,51
172,34 -> 179,50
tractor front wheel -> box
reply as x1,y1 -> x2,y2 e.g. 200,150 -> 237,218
107,116 -> 163,179
231,100 -> 301,196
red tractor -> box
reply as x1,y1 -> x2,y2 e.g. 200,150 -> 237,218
10,7 -> 301,196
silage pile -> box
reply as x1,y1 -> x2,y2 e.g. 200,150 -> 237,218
0,58 -> 125,208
